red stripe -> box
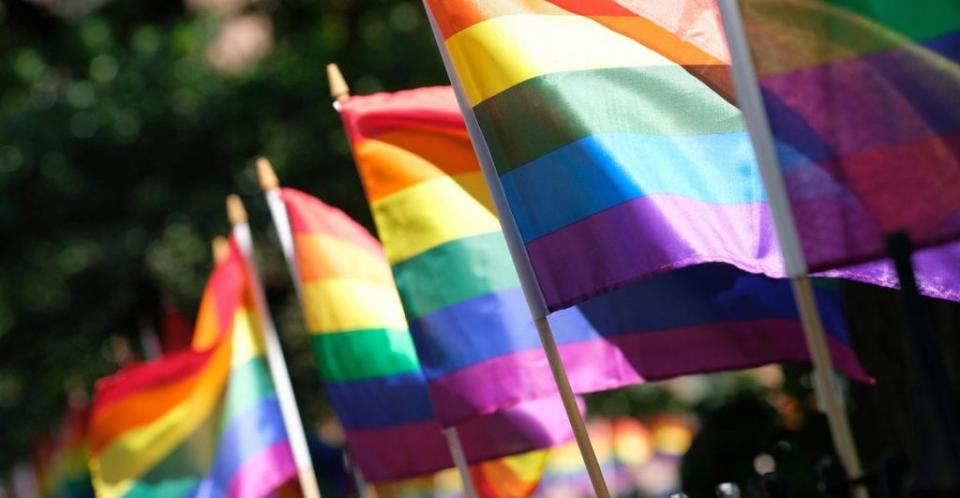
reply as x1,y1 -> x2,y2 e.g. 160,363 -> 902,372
281,188 -> 385,256
339,87 -> 464,144
90,348 -> 215,417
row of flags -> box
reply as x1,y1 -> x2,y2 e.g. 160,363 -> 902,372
8,0 -> 959,496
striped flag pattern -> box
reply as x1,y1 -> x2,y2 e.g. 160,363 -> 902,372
87,238 -> 297,498
280,188 -> 576,482
423,0 -> 960,308
338,86 -> 867,410
735,0 -> 960,289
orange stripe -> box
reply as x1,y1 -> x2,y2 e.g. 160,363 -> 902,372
426,0 -> 567,39
294,233 -> 395,285
88,342 -> 231,454
426,0 -> 731,98
355,128 -> 482,202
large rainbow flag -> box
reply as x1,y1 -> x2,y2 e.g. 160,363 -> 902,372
422,0 -> 960,309
733,0 -> 960,281
337,85 -> 867,412
279,188 -> 575,482
87,238 -> 297,498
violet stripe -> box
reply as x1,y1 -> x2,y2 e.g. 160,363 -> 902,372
225,440 -> 296,498
525,192 -> 960,309
454,395 -> 577,462
429,323 -> 870,421
523,194 -> 784,310
344,420 -> 455,482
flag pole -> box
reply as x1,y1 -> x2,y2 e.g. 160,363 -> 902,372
255,159 -> 377,498
226,195 -> 323,498
442,428 -> 479,498
416,7 -> 613,497
716,1 -> 866,494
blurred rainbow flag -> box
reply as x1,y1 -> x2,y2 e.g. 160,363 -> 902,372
87,237 -> 297,498
733,0 -> 960,292
279,188 -> 575,482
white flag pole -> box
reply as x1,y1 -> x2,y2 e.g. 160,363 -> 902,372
256,159 -> 377,498
227,195 -> 323,498
443,428 -> 480,498
418,7 -> 611,498
716,1 -> 866,492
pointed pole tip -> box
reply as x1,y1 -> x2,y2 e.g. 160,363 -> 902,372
257,157 -> 279,192
226,194 -> 248,225
327,63 -> 350,103
212,236 -> 230,263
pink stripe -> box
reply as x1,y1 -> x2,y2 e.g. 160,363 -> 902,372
226,440 -> 297,498
429,320 -> 870,420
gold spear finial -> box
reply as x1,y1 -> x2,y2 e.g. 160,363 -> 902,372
327,63 -> 350,103
257,156 -> 279,192
226,194 -> 248,226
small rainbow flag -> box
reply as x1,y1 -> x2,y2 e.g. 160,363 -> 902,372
87,238 -> 297,498
280,188 -> 576,482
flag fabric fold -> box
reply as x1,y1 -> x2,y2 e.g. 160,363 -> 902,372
733,0 -> 960,287
279,188 -> 575,482
337,85 -> 868,419
422,0 -> 960,309
87,238 -> 297,498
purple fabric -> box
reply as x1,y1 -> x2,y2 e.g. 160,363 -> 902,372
757,23 -> 960,269
225,441 -> 297,498
345,397 -> 576,483
428,320 -> 869,422
525,193 -> 960,309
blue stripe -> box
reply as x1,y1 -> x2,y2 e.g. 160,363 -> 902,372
576,264 -> 851,345
410,265 -> 851,380
189,397 -> 288,498
500,132 -> 763,242
409,287 -> 602,379
326,371 -> 436,429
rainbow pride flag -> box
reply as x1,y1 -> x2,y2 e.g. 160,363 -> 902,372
87,238 -> 297,498
279,188 -> 576,482
423,0 -> 960,308
469,450 -> 548,498
337,86 -> 867,406
734,0 -> 960,278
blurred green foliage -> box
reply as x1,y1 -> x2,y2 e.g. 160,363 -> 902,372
0,0 -> 446,470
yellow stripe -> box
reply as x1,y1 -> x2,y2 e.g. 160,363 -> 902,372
446,13 -> 675,105
231,307 -> 265,366
451,171 -> 495,215
301,278 -> 407,333
372,176 -> 500,263
294,233 -> 395,286
90,344 -> 231,498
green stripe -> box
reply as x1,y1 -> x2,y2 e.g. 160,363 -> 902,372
473,66 -> 744,174
222,357 -> 274,425
311,327 -> 421,382
392,232 -> 520,320
820,0 -> 960,41
128,401 -> 222,493
123,477 -> 200,498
